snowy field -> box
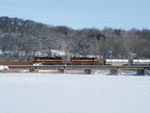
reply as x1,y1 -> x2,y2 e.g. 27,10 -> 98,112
0,73 -> 150,113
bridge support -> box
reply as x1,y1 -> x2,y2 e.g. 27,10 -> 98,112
84,69 -> 91,74
29,68 -> 35,72
58,69 -> 64,73
136,69 -> 145,75
29,68 -> 38,72
110,69 -> 119,75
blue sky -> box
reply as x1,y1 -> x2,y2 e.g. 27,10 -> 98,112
0,0 -> 150,29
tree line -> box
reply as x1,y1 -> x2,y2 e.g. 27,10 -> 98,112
0,16 -> 150,60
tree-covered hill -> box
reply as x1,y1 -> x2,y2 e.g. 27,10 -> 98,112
0,16 -> 150,59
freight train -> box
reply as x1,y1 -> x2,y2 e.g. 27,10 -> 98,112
32,56 -> 150,66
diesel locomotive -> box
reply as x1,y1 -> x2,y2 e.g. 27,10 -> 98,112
32,56 -> 103,65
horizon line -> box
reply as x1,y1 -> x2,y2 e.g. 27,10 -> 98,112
0,15 -> 150,31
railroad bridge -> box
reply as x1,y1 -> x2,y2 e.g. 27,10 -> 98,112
7,65 -> 150,75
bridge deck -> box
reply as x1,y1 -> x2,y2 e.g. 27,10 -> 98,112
7,65 -> 150,70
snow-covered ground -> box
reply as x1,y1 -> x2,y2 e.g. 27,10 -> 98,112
0,73 -> 150,113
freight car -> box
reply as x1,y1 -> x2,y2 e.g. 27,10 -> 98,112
105,59 -> 150,66
105,59 -> 128,66
132,59 -> 150,66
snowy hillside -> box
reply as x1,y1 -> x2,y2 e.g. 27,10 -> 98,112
0,73 -> 150,113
